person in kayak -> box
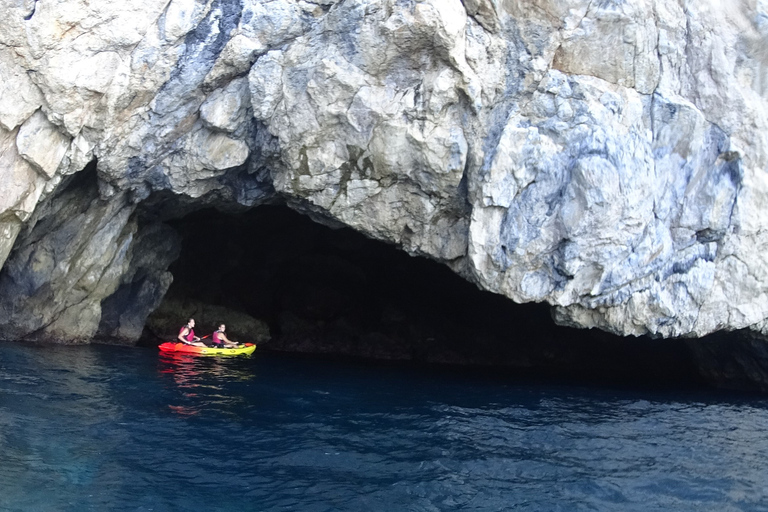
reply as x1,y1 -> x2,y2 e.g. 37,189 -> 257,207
210,324 -> 240,349
178,318 -> 206,347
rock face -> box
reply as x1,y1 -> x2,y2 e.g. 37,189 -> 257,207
0,1 -> 768,353
0,169 -> 137,342
96,221 -> 182,343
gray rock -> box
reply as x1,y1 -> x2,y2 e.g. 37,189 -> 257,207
0,48 -> 44,131
96,222 -> 182,344
16,111 -> 71,179
200,77 -> 251,133
0,125 -> 47,269
0,0 -> 767,349
0,172 -> 136,343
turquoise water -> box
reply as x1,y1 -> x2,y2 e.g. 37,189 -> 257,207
0,342 -> 767,511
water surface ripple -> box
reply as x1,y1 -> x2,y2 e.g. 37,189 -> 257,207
0,342 -> 767,511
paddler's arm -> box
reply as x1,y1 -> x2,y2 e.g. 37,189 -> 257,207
221,332 -> 238,345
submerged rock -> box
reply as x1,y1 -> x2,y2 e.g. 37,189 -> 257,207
0,0 -> 767,386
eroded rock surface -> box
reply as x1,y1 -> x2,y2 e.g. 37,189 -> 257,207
0,0 -> 767,352
96,222 -> 182,344
0,170 -> 136,342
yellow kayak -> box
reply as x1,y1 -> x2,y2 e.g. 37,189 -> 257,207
159,342 -> 256,356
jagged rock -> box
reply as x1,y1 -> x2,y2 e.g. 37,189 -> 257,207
16,110 -> 71,179
0,48 -> 44,131
96,222 -> 182,344
200,77 -> 250,133
552,0 -> 660,94
0,0 -> 767,360
0,172 -> 136,343
0,125 -> 47,269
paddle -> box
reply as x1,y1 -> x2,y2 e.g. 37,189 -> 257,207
169,334 -> 209,346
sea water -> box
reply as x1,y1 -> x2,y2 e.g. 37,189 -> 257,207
0,341 -> 767,511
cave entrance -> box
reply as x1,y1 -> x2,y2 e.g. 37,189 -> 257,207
144,205 -> 704,387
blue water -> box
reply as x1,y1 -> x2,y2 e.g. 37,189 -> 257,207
1,342 -> 767,511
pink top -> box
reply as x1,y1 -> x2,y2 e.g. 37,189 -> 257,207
213,331 -> 223,345
179,326 -> 195,342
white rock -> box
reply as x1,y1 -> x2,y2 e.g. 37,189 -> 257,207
249,51 -> 285,121
0,49 -> 44,131
0,125 -> 47,269
15,111 -> 71,179
163,0 -> 203,42
194,129 -> 250,171
200,78 -> 250,133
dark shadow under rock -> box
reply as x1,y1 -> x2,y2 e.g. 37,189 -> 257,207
685,331 -> 768,392
144,205 -> 716,389
144,294 -> 270,345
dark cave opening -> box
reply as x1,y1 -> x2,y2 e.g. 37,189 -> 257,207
142,205 -> 708,388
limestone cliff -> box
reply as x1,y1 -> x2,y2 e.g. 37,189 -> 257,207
1,0 -> 767,348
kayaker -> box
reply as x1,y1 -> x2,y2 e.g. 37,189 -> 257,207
211,324 -> 240,349
178,318 -> 206,347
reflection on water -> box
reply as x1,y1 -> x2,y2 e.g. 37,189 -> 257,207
158,352 -> 256,417
1,341 -> 768,511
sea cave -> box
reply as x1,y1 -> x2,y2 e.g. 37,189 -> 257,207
127,203 -> 709,388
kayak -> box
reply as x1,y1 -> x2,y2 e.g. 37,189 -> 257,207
158,342 -> 256,356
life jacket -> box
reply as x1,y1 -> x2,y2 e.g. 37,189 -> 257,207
212,330 -> 223,345
179,325 -> 195,342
